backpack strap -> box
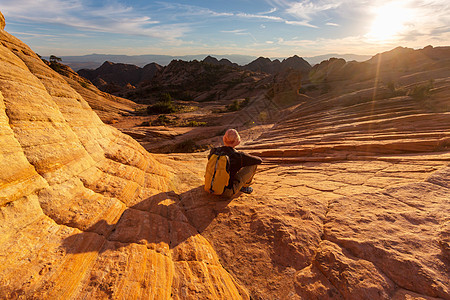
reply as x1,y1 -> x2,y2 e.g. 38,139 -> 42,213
209,155 -> 221,193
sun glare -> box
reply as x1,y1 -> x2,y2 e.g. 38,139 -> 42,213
367,1 -> 413,42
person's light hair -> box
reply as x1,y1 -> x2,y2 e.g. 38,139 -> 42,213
223,129 -> 241,147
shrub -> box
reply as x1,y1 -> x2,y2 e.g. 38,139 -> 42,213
147,100 -> 178,114
134,106 -> 148,115
159,92 -> 172,102
151,115 -> 177,126
183,120 -> 207,127
386,81 -> 407,97
49,55 -> 62,63
408,80 -> 434,100
226,97 -> 250,112
258,111 -> 268,123
227,100 -> 240,112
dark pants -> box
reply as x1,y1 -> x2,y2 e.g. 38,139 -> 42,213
222,165 -> 258,197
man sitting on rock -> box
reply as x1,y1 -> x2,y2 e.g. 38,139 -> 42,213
208,129 -> 262,196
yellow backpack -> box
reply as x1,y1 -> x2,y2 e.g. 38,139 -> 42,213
204,153 -> 230,195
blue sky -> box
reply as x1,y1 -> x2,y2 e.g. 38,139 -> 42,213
2,0 -> 449,58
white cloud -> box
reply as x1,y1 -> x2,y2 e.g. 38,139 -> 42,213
8,31 -> 56,38
326,22 -> 339,26
236,13 -> 284,21
285,20 -> 318,28
221,29 -> 257,41
259,8 -> 278,14
286,0 -> 343,20
221,29 -> 248,34
1,0 -> 187,40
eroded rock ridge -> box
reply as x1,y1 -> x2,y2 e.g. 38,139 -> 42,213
0,12 -> 449,300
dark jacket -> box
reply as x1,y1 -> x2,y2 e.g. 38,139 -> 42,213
208,146 -> 262,188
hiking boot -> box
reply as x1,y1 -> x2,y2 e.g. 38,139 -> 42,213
240,186 -> 253,194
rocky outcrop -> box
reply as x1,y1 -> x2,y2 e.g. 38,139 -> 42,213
46,61 -> 139,123
0,11 -> 4,30
0,13 -> 247,299
1,11 -> 449,300
244,55 -> 311,75
309,46 -> 450,84
203,55 -> 238,67
78,61 -> 162,93
124,59 -> 269,103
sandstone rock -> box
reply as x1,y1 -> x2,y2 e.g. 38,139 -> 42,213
46,61 -> 139,123
313,240 -> 396,299
1,11 -> 449,300
0,11 -> 4,30
0,15 -> 247,299
323,181 -> 449,298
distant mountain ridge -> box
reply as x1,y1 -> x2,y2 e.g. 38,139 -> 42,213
304,53 -> 372,65
309,45 -> 450,83
76,54 -> 313,98
243,55 -> 311,75
78,61 -> 162,93
56,53 -> 372,71
57,54 -> 257,71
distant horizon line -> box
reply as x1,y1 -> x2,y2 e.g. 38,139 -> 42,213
41,52 -> 374,60
39,44 -> 449,62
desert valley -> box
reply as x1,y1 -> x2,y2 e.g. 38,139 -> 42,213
0,9 -> 449,299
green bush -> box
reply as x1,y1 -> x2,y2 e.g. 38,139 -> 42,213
408,80 -> 434,100
183,120 -> 207,127
151,115 -> 177,126
147,100 -> 178,114
386,81 -> 407,97
226,97 -> 250,112
159,92 -> 172,102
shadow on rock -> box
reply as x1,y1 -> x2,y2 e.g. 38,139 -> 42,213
61,186 -> 235,254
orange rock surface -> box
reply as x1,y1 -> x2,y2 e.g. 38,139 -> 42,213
0,13 -> 247,299
1,11 -> 449,299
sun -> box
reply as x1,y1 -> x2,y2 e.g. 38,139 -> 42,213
366,1 -> 413,41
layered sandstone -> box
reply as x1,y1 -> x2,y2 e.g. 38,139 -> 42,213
0,11 -> 449,300
46,60 -> 140,124
0,14 -> 247,299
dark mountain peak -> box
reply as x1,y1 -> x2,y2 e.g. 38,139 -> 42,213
102,60 -> 114,66
143,62 -> 162,70
95,61 -> 140,74
254,57 -> 272,63
203,56 -> 220,64
282,55 -> 311,68
245,55 -> 311,74
218,58 -> 235,66
78,61 -> 159,90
